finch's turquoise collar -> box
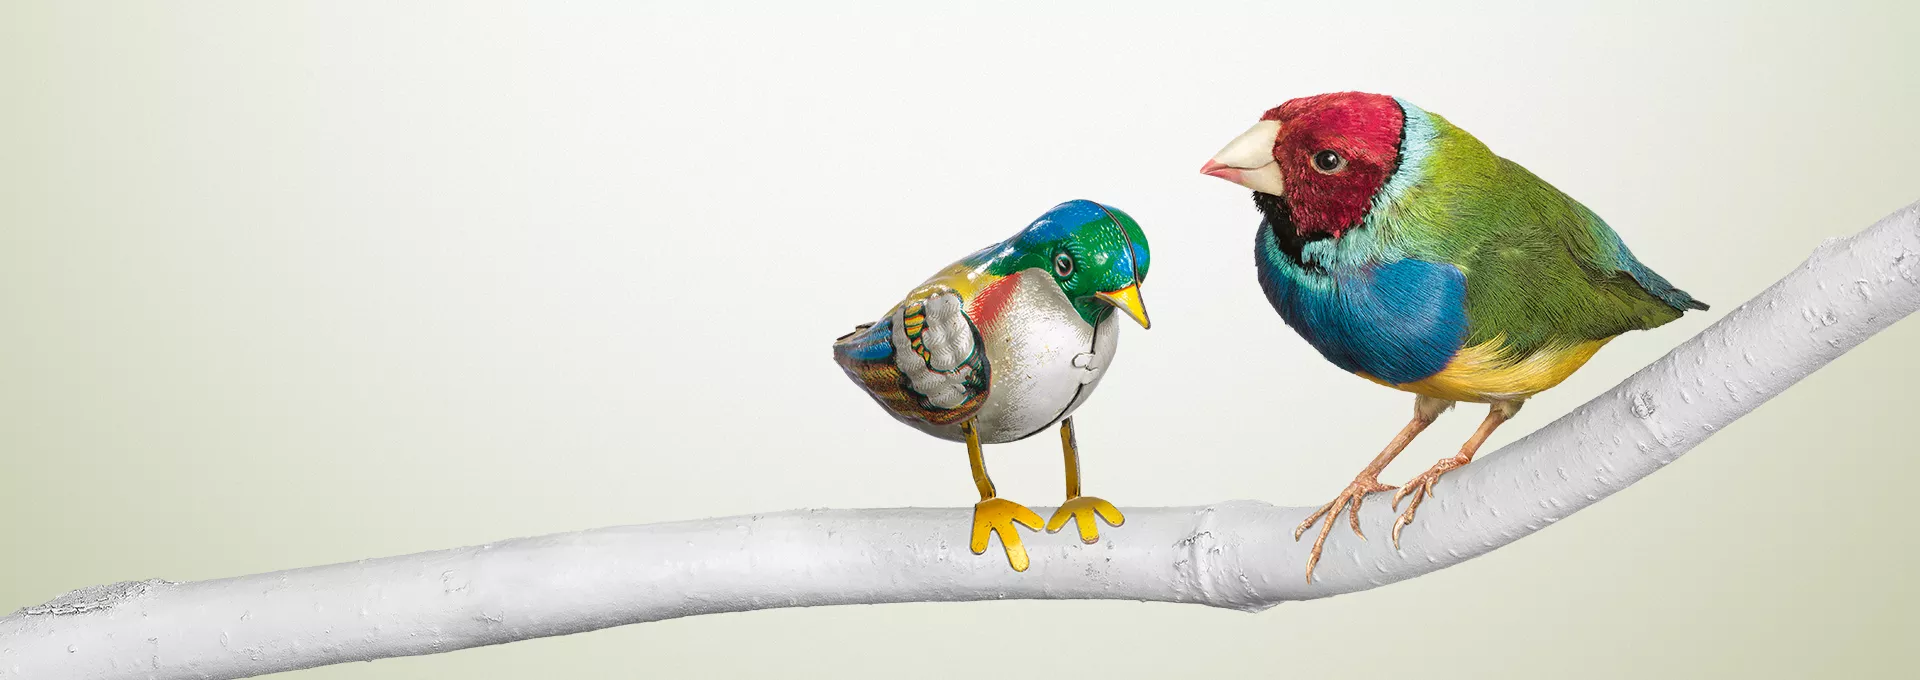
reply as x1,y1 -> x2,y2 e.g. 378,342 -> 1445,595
1377,97 -> 1439,209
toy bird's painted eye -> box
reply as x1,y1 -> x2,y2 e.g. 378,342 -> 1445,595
1312,150 -> 1347,174
1053,252 -> 1075,278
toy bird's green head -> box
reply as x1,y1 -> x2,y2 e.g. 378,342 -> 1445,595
977,199 -> 1152,329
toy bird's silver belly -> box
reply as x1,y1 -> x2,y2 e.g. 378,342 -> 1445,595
912,272 -> 1120,444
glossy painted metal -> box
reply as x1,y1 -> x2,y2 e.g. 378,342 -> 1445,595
897,268 -> 1122,444
830,200 -> 1150,571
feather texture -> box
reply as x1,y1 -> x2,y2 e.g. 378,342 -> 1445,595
1249,95 -> 1708,402
1255,222 -> 1468,385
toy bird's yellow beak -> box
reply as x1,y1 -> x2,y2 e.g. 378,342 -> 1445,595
1095,283 -> 1151,329
1201,119 -> 1285,196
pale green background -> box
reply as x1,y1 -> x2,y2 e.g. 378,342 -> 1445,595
5,1 -> 1918,678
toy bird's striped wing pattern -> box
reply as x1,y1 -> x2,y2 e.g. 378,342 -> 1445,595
832,289 -> 990,426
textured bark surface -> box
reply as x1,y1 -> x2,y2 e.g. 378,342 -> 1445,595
6,201 -> 1917,680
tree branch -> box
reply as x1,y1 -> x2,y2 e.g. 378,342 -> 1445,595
7,201 -> 1919,680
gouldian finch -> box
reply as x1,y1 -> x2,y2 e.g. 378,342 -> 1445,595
832,199 -> 1152,572
1201,92 -> 1707,581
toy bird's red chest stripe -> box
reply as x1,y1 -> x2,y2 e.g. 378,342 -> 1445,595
966,275 -> 1019,330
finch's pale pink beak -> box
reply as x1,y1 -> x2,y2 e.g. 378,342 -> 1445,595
1199,159 -> 1241,182
1202,120 -> 1286,196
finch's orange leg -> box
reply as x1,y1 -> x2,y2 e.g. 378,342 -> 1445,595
1295,396 -> 1450,583
1391,402 -> 1520,547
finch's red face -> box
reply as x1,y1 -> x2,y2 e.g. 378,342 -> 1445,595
1202,92 -> 1405,239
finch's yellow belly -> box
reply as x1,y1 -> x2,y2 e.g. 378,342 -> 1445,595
1358,336 -> 1614,403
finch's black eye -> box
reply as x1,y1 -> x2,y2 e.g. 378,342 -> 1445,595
1053,252 -> 1075,278
1312,150 -> 1347,174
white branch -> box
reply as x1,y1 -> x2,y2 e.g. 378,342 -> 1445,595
7,201 -> 1919,680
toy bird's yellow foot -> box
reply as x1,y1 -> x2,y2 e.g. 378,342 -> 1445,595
1293,477 -> 1396,583
971,497 -> 1045,571
1391,455 -> 1469,548
1046,496 -> 1124,544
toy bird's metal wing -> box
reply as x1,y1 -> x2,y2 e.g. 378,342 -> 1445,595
832,288 -> 990,426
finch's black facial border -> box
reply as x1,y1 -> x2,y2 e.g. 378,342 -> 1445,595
1255,193 -> 1331,273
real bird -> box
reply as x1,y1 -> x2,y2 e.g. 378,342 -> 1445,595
1201,92 -> 1708,582
832,199 -> 1152,571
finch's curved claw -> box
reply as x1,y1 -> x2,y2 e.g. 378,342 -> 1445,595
1046,496 -> 1125,544
971,498 -> 1045,571
1293,478 -> 1396,583
1391,455 -> 1470,548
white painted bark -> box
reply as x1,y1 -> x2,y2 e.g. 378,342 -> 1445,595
6,201 -> 1918,680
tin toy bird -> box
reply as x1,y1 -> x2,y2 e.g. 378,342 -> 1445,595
832,199 -> 1151,572
1200,92 -> 1707,581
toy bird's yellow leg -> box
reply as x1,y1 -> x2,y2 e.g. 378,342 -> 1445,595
1045,417 -> 1125,544
1295,395 -> 1451,583
1391,401 -> 1522,547
965,421 -> 996,500
964,420 -> 1044,571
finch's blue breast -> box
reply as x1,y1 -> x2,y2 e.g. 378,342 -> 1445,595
1254,223 -> 1468,385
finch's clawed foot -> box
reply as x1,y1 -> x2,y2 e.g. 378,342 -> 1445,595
1046,496 -> 1125,544
971,497 -> 1045,571
1293,477 -> 1396,583
1391,456 -> 1469,548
